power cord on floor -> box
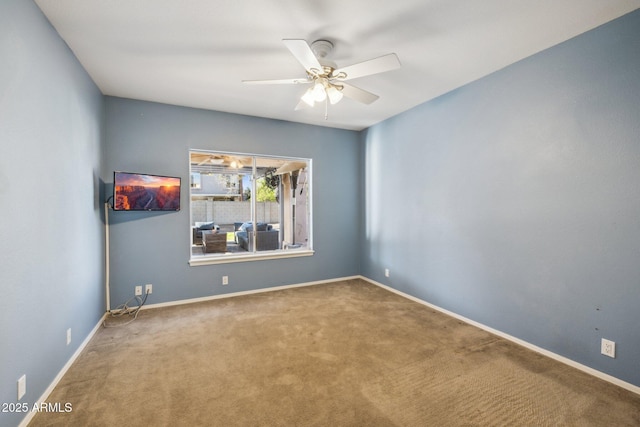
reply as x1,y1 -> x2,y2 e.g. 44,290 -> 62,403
103,290 -> 149,327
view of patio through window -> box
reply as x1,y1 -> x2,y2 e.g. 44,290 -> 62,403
189,150 -> 312,264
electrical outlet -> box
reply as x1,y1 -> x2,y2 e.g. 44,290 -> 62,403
18,375 -> 26,400
66,328 -> 71,345
145,284 -> 153,294
222,276 -> 229,285
601,338 -> 616,358
385,268 -> 390,278
135,286 -> 142,296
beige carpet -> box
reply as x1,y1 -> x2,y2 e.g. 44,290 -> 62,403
30,279 -> 640,426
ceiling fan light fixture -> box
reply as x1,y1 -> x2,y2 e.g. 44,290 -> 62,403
311,81 -> 327,102
301,87 -> 316,106
326,85 -> 343,104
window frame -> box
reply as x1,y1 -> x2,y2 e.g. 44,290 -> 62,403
188,149 -> 314,266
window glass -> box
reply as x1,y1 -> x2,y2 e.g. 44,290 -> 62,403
189,150 -> 312,264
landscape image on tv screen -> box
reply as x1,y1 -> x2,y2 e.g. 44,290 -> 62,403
114,172 -> 181,211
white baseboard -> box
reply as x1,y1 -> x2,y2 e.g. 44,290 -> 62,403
136,275 -> 362,311
18,313 -> 108,427
360,275 -> 640,396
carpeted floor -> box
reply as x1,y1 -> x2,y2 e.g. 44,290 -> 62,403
30,279 -> 640,426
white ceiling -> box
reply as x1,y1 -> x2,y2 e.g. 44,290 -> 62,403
35,0 -> 640,131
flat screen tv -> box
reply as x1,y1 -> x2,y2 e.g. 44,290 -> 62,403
113,171 -> 181,211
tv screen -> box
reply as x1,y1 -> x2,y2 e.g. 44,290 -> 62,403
113,171 -> 181,211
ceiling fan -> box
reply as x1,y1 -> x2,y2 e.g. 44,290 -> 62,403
242,39 -> 401,117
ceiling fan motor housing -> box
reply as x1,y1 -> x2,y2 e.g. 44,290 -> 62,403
310,39 -> 333,58
311,40 -> 338,69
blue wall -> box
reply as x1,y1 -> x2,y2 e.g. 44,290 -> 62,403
104,97 -> 361,308
361,10 -> 640,387
0,1 -> 105,426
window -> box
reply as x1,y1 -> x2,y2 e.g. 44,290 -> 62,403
189,150 -> 313,265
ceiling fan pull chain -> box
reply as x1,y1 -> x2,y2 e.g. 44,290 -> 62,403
324,98 -> 329,120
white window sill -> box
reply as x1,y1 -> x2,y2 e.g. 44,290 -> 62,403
189,249 -> 314,266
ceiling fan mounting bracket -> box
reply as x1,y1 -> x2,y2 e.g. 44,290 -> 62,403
310,40 -> 334,58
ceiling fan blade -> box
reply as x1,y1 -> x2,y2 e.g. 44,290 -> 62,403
340,83 -> 379,104
333,53 -> 401,81
242,78 -> 310,85
283,39 -> 323,72
294,99 -> 312,111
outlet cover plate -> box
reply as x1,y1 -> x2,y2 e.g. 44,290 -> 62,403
18,375 -> 26,400
601,338 -> 616,358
